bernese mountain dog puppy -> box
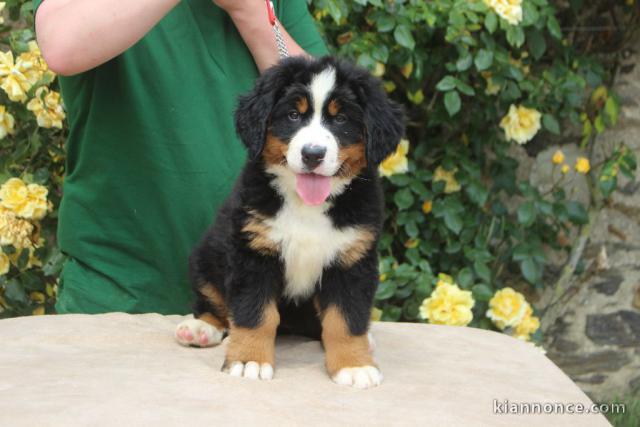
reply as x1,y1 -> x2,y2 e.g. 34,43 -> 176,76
175,56 -> 404,389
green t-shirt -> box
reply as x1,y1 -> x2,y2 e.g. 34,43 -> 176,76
33,0 -> 327,314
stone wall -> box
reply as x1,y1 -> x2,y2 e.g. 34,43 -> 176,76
542,42 -> 640,401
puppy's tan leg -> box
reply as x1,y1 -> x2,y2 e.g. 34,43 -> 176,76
224,301 -> 280,380
320,305 -> 382,389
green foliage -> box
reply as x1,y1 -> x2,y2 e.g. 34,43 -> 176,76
0,1 -> 65,317
605,397 -> 640,427
309,0 -> 638,332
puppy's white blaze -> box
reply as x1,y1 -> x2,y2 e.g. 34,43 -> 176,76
309,67 -> 336,116
264,165 -> 364,300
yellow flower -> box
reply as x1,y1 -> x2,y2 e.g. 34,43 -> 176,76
420,279 -> 475,326
0,3 -> 5,25
422,200 -> 433,214
379,138 -> 409,177
514,304 -> 540,341
500,104 -> 542,145
0,207 -> 35,249
0,105 -> 15,139
370,307 -> 382,322
0,177 -> 49,220
437,272 -> 454,284
0,252 -> 9,275
404,238 -> 419,248
481,72 -> 501,95
552,150 -> 565,165
27,87 -> 66,129
401,62 -> 413,79
483,0 -> 523,25
372,62 -> 385,77
0,51 -> 33,102
30,291 -> 46,303
486,287 -> 528,329
32,306 -> 45,316
561,164 -> 570,174
433,166 -> 461,193
575,157 -> 591,174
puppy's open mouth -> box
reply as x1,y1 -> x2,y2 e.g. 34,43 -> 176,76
295,172 -> 332,206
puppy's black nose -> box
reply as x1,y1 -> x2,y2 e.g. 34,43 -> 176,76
301,144 -> 326,170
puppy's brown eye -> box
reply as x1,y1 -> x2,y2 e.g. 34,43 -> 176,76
335,113 -> 347,124
288,110 -> 300,121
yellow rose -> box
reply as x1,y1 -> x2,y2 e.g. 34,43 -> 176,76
420,279 -> 475,326
370,307 -> 382,322
433,166 -> 461,193
0,178 -> 49,220
379,139 -> 409,177
422,200 -> 433,214
27,87 -> 66,129
500,104 -> 542,145
0,51 -> 32,102
372,62 -> 385,77
0,207 -> 35,249
561,164 -> 570,174
0,252 -> 9,275
0,105 -> 15,139
32,306 -> 45,316
514,304 -> 540,341
575,157 -> 590,174
486,287 -> 528,329
552,150 -> 565,165
483,0 -> 523,25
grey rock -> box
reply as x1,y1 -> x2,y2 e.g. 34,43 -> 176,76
586,311 -> 640,347
574,374 -> 607,385
547,350 -> 630,376
592,273 -> 624,296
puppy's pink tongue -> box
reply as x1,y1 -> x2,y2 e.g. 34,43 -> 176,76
295,173 -> 332,206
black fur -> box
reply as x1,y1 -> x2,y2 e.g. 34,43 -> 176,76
190,56 -> 404,339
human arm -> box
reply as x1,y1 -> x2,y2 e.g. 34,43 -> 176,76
218,0 -> 308,72
35,0 -> 180,76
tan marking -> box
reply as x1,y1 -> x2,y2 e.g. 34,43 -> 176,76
226,302 -> 280,366
262,133 -> 289,166
242,210 -> 280,256
327,99 -> 340,116
198,284 -> 229,329
338,227 -> 376,268
297,97 -> 309,114
320,305 -> 373,376
338,142 -> 367,178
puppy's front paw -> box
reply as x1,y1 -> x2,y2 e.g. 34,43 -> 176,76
226,361 -> 274,380
175,318 -> 224,347
332,366 -> 382,389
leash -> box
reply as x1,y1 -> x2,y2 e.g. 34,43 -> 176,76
265,0 -> 289,59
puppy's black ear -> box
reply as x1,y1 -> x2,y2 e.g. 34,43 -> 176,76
235,66 -> 286,160
357,73 -> 405,167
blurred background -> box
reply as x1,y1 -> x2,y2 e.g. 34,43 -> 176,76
0,0 -> 638,424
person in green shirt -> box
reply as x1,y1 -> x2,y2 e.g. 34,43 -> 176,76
34,0 -> 328,314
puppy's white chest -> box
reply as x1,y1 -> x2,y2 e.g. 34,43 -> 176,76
266,202 -> 358,300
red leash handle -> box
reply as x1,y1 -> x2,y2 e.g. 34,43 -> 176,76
265,0 -> 276,26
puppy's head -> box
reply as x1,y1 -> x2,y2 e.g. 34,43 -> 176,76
235,56 -> 404,206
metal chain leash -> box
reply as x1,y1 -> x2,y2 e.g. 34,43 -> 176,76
265,0 -> 289,59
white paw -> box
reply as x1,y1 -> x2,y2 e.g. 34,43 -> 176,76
332,366 -> 382,389
175,318 -> 224,347
227,361 -> 274,380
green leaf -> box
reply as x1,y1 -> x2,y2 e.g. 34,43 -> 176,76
375,15 -> 395,33
604,97 -> 619,126
506,25 -> 525,48
474,49 -> 493,71
521,258 -> 541,284
473,261 -> 492,283
527,29 -> 547,60
394,24 -> 415,49
471,283 -> 494,302
456,52 -> 473,71
484,12 -> 497,33
566,201 -> 589,225
546,15 -> 562,39
436,75 -> 457,91
542,114 -> 561,135
394,188 -> 415,210
444,210 -> 463,234
375,281 -> 397,300
457,267 -> 474,288
4,279 -> 29,305
517,201 -> 536,226
444,90 -> 462,116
